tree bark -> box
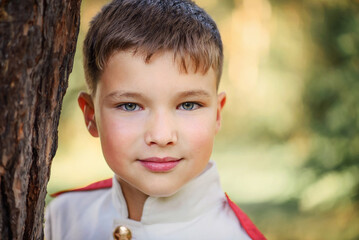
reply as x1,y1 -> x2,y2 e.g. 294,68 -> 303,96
0,0 -> 81,239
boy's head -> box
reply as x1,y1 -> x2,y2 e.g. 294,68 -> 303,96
78,0 -> 226,199
83,0 -> 223,95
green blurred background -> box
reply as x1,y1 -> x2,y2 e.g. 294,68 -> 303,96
46,0 -> 359,239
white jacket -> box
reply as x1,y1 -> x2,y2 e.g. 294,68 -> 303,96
45,162 -> 260,240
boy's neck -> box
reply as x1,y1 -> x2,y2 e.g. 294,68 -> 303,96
117,177 -> 149,221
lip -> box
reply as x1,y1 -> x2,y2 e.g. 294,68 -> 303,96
138,157 -> 182,172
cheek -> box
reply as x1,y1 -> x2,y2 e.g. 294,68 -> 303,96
182,114 -> 217,155
98,113 -> 142,160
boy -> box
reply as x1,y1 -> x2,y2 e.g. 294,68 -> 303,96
45,0 -> 266,239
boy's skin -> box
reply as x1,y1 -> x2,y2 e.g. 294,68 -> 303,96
78,50 -> 226,221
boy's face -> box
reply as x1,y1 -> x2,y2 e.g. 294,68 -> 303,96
79,51 -> 226,197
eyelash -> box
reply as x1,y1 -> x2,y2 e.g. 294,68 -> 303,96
177,102 -> 202,111
116,103 -> 142,111
115,102 -> 202,111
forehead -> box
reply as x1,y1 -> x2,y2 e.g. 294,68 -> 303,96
97,50 -> 217,97
107,49 -> 212,76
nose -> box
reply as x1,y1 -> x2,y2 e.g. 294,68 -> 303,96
144,110 -> 177,147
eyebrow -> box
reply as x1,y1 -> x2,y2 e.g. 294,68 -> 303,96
104,91 -> 147,101
176,90 -> 211,99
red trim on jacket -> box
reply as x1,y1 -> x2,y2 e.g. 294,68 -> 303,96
225,193 -> 267,240
50,178 -> 112,197
51,179 -> 266,240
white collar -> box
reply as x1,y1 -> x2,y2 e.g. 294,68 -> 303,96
111,161 -> 225,224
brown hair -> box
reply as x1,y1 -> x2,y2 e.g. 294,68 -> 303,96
83,0 -> 223,94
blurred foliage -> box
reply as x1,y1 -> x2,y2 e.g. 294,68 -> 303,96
301,0 -> 359,193
48,0 -> 359,239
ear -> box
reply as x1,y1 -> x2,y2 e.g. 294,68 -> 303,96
78,92 -> 99,137
215,92 -> 226,134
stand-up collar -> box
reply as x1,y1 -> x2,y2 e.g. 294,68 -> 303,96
111,161 -> 225,224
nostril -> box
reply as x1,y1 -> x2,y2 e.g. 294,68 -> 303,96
145,132 -> 177,147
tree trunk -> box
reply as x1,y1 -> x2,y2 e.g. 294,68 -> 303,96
0,0 -> 81,239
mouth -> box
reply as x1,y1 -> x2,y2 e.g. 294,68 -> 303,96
138,157 -> 182,172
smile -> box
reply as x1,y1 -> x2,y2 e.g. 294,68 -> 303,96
138,157 -> 182,172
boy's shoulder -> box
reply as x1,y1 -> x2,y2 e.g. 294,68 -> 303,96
45,179 -> 116,240
48,178 -> 113,216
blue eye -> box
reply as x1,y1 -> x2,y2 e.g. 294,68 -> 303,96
179,102 -> 200,111
117,103 -> 140,111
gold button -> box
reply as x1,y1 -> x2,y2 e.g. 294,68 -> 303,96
113,225 -> 132,240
